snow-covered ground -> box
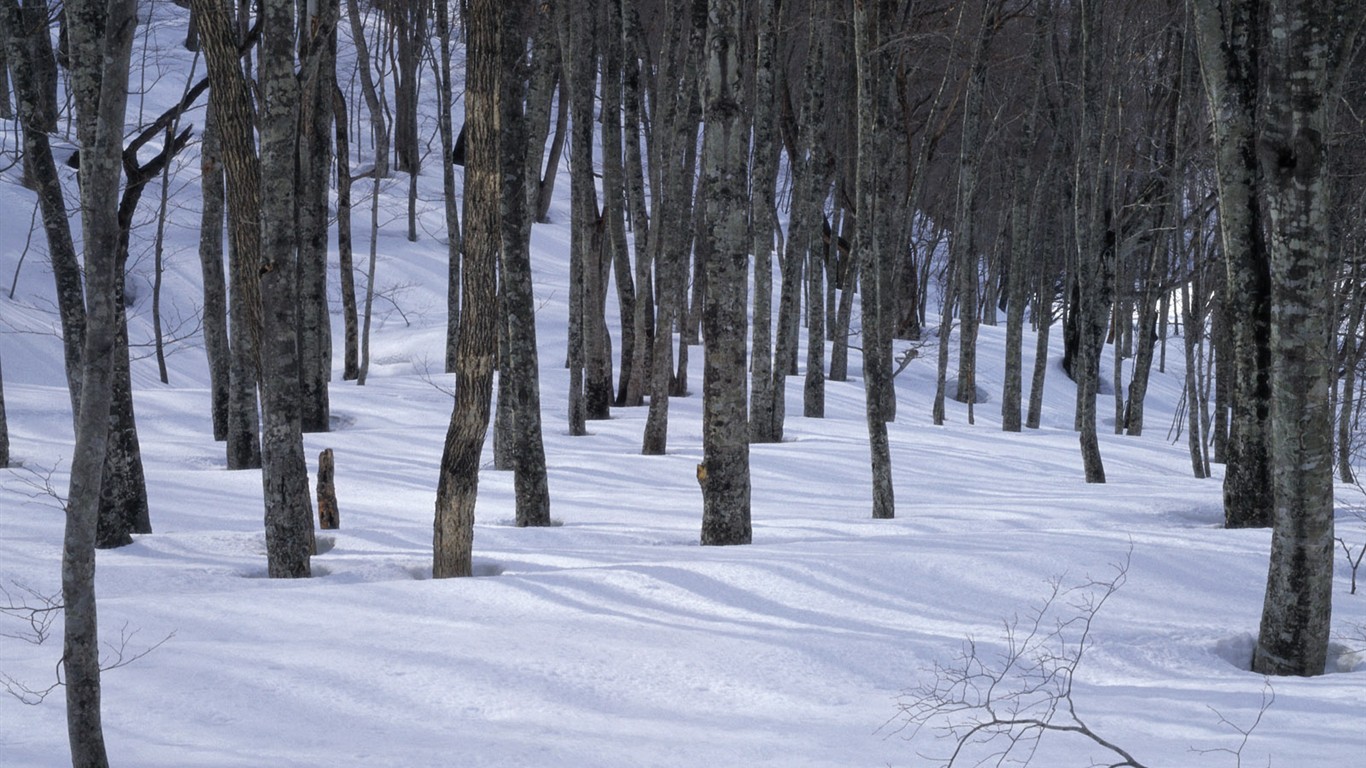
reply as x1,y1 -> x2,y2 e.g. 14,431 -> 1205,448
2,5 -> 1363,767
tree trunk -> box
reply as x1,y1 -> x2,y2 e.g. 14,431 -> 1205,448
1252,0 -> 1361,677
437,1 -> 461,374
642,0 -> 705,456
501,0 -> 553,527
335,83 -> 360,381
194,0 -> 263,471
317,448 -> 339,529
390,0 -> 426,175
621,1 -> 654,408
0,354 -> 7,468
854,0 -> 895,519
61,0 -> 136,760
747,0 -> 779,441
346,0 -> 389,178
198,99 -> 231,440
434,0 -> 500,578
296,0 -> 337,433
1189,0 -> 1274,529
601,0 -> 635,408
1070,0 -> 1112,484
698,0 -> 752,546
258,0 -> 314,578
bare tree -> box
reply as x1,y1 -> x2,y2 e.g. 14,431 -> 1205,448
296,0 -> 339,433
747,0 -> 780,443
61,0 -> 137,760
698,0 -> 751,546
1251,0 -> 1363,677
1189,0 -> 1274,529
434,0 -> 500,578
854,0 -> 897,519
500,0 -> 553,527
257,0 -> 315,578
197,99 -> 231,441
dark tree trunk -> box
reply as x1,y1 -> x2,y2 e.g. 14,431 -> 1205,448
198,100 -> 232,441
0,354 -> 7,468
699,0 -> 751,546
854,0 -> 895,519
642,0 -> 705,456
335,84 -> 360,381
296,0 -> 338,433
621,1 -> 654,408
436,0 -> 461,375
1190,0 -> 1275,529
601,0 -> 634,408
500,0 -> 553,527
390,0 -> 426,175
747,0 -> 780,440
258,0 -> 314,578
1251,0 -> 1361,678
195,0 -> 263,471
435,0 -> 500,578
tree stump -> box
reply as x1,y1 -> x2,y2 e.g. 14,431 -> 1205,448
317,448 -> 339,530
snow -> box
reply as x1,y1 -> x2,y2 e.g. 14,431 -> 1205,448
2,5 -> 1364,767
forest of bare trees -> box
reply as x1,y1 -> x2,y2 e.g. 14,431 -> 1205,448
1,0 -> 1364,760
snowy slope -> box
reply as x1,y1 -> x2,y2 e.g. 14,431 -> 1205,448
2,5 -> 1363,767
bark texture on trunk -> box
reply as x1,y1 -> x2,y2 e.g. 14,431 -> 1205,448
698,0 -> 752,546
193,0 -> 263,471
434,0 -> 500,578
258,0 -> 314,578
854,0 -> 895,519
1252,0 -> 1361,677
501,0 -> 553,528
61,0 -> 136,761
296,0 -> 337,433
198,99 -> 231,441
748,0 -> 780,442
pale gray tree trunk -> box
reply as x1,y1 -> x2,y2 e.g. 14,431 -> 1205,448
259,0 -> 314,578
1252,0 -> 1362,677
854,0 -> 894,519
198,99 -> 231,441
698,0 -> 751,546
296,0 -> 337,433
62,0 -> 135,760
434,0 -> 500,578
1189,0 -> 1274,528
500,0 -> 553,527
